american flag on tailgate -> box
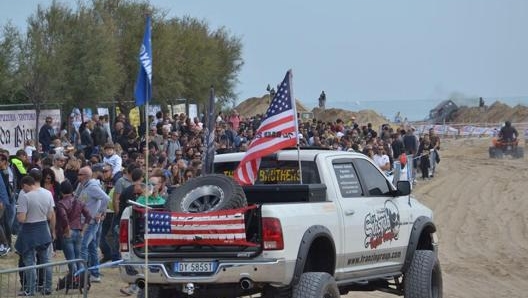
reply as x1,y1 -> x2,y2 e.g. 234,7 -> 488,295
134,205 -> 258,247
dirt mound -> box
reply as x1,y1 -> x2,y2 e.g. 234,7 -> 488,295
452,101 -> 528,124
237,96 -> 528,129
236,96 -> 389,128
235,95 -> 308,117
311,107 -> 389,128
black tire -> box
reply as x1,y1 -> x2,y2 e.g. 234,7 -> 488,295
292,272 -> 340,298
488,147 -> 496,158
136,285 -> 161,298
495,149 -> 504,159
515,147 -> 524,158
167,174 -> 247,213
404,250 -> 443,298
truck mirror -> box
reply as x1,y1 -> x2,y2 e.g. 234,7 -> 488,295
396,181 -> 411,196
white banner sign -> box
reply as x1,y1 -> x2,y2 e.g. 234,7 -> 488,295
0,109 -> 61,154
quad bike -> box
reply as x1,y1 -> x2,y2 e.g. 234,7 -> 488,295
489,138 -> 524,159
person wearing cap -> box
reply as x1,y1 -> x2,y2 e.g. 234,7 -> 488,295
75,166 -> 110,282
55,180 -> 91,274
102,143 -> 122,177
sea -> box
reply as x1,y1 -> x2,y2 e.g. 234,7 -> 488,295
321,96 -> 528,122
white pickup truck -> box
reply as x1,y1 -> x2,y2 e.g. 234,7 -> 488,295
118,149 -> 442,298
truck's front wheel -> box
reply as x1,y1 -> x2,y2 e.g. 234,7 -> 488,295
292,272 -> 340,298
404,250 -> 443,298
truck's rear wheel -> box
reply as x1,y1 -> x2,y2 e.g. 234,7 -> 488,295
292,272 -> 340,298
404,250 -> 443,298
168,174 -> 247,213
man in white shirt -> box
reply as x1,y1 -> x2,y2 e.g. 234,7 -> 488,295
373,146 -> 391,172
15,174 -> 55,296
51,154 -> 66,183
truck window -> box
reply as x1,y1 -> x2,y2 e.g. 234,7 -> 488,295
214,160 -> 320,184
332,162 -> 363,197
353,159 -> 391,196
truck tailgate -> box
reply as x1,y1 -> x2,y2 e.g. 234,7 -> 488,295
129,204 -> 263,258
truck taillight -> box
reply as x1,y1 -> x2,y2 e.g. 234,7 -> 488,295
119,219 -> 129,252
262,217 -> 284,250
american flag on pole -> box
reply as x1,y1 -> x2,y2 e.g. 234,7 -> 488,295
234,70 -> 298,185
134,205 -> 258,247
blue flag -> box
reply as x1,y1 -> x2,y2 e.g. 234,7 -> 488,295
134,16 -> 152,106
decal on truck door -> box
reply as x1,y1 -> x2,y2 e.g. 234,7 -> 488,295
364,200 -> 401,249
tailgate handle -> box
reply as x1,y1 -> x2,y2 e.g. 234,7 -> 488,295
345,209 -> 355,216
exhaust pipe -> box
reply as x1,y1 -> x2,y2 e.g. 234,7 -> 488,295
240,278 -> 253,290
136,279 -> 145,289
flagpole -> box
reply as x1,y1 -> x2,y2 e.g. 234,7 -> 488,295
289,69 -> 303,184
144,101 -> 149,297
142,14 -> 151,298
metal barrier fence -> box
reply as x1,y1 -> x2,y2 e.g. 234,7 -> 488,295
0,259 -> 89,298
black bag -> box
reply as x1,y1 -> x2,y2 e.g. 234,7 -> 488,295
53,236 -> 63,251
435,150 -> 440,164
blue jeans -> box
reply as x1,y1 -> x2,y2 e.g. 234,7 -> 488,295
22,243 -> 52,295
429,150 -> 437,176
80,222 -> 101,277
62,229 -> 82,273
6,201 -> 18,236
393,161 -> 401,183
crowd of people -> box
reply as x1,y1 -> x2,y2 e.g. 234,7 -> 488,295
0,109 -> 441,296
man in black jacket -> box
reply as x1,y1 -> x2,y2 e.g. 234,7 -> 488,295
39,116 -> 55,153
498,121 -> 518,141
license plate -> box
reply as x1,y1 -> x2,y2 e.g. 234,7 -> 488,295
174,261 -> 217,273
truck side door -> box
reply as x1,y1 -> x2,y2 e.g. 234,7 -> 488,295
332,157 -> 411,280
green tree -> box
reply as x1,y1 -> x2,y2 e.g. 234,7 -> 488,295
0,22 -> 21,104
2,0 -> 245,126
59,1 -> 123,116
15,2 -> 72,134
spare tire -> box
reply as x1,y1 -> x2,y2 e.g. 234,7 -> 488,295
167,174 -> 247,213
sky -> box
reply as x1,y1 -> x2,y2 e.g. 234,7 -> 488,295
1,0 -> 528,110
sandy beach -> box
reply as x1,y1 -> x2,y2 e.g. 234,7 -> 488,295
1,136 -> 526,298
